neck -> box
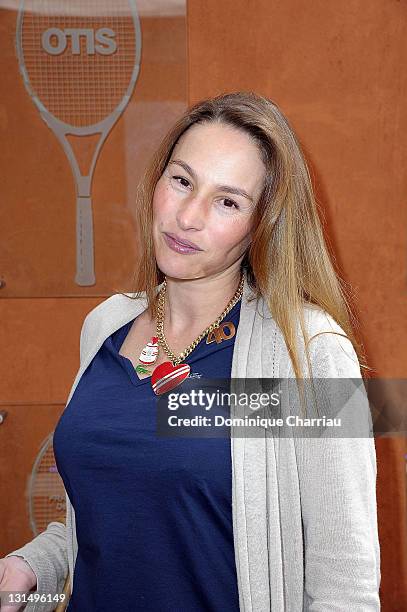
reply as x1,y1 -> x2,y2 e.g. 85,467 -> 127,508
161,267 -> 243,336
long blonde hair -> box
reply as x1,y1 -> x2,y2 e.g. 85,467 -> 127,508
120,91 -> 372,380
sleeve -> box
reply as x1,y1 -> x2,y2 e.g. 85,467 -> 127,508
294,329 -> 381,611
4,313 -> 92,611
5,522 -> 68,612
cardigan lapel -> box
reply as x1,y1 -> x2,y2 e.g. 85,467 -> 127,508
230,280 -> 297,611
230,282 -> 282,611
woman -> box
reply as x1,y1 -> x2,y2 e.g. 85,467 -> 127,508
1,91 -> 380,611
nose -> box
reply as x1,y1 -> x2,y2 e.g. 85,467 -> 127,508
175,195 -> 207,231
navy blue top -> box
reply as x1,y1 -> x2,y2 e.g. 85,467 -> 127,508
53,299 -> 242,612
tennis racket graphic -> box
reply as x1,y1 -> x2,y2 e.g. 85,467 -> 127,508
28,432 -> 66,536
16,1 -> 142,285
28,432 -> 70,609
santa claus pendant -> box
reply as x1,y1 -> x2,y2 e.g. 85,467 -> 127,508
151,361 -> 190,395
135,337 -> 159,375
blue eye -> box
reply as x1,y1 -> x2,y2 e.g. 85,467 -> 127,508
170,175 -> 240,211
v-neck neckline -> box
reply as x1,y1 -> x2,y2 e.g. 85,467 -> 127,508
115,324 -> 208,388
112,299 -> 242,388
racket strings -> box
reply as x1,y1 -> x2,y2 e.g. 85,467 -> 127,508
30,443 -> 66,535
21,0 -> 137,127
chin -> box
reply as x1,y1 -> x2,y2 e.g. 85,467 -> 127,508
157,260 -> 207,282
156,258 -> 192,278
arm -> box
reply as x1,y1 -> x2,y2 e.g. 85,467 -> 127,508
295,330 -> 381,611
5,521 -> 68,612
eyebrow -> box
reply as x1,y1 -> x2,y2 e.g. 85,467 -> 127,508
168,158 -> 255,203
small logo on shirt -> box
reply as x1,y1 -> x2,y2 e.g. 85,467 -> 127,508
188,372 -> 202,379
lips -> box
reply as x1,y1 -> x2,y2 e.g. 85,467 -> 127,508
164,232 -> 202,251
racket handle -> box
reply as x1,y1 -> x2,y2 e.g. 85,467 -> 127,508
54,573 -> 71,612
75,196 -> 95,286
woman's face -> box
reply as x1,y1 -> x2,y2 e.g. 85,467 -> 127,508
152,121 -> 266,280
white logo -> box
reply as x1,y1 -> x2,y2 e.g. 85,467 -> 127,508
41,27 -> 117,56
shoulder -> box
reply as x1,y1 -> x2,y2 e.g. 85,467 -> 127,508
300,303 -> 361,378
79,292 -> 146,361
79,295 -> 118,340
84,290 -> 149,325
257,297 -> 362,378
82,293 -> 132,327
261,301 -> 361,378
302,302 -> 347,340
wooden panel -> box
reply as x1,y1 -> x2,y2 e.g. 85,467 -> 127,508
376,436 -> 407,612
0,298 -> 100,405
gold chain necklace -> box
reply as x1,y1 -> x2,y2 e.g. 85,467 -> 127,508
156,272 -> 244,366
135,272 -> 244,395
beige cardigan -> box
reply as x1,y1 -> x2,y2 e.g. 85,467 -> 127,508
7,271 -> 381,610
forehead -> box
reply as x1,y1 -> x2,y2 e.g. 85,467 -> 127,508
171,122 -> 266,196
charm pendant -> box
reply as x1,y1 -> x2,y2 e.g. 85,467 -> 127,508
135,364 -> 152,375
135,337 -> 159,377
138,337 -> 159,365
151,361 -> 190,395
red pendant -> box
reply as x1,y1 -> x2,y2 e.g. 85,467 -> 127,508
151,361 -> 190,395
